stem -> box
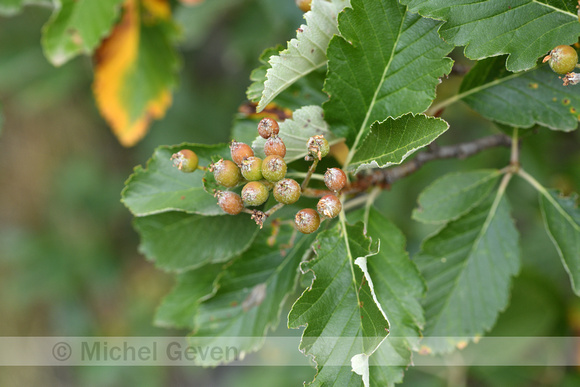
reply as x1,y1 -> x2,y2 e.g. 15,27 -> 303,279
302,187 -> 333,198
510,127 -> 519,167
301,158 -> 319,191
265,203 -> 285,217
286,172 -> 325,181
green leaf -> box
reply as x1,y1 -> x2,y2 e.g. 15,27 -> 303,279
289,222 -> 388,387
252,105 -> 339,163
323,0 -> 453,150
188,226 -> 316,365
0,0 -> 51,16
41,0 -> 124,66
539,189 -> 580,295
246,46 -> 284,103
154,263 -> 223,329
458,57 -> 580,132
413,169 -> 503,224
134,212 -> 259,272
255,0 -> 349,112
122,144 -> 230,217
364,209 -> 426,387
402,0 -> 580,72
415,192 -> 520,353
348,114 -> 449,172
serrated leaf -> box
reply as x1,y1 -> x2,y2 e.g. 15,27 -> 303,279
246,46 -> 284,102
348,114 -> 448,172
252,105 -> 339,163
122,143 -> 230,217
413,169 -> 502,224
539,189 -> 580,295
289,222 -> 388,387
93,0 -> 179,147
0,0 -> 51,16
187,226 -> 316,365
154,263 -> 223,329
41,0 -> 124,66
323,0 -> 453,151
134,212 -> 258,272
415,192 -> 520,353
458,57 -> 580,132
401,0 -> 580,72
256,0 -> 349,112
365,209 -> 426,387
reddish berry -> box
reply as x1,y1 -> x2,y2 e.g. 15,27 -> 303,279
241,157 -> 263,181
307,135 -> 330,160
216,191 -> 244,215
242,181 -> 269,207
273,178 -> 301,204
171,149 -> 198,172
230,141 -> 254,165
262,155 -> 287,182
264,136 -> 286,158
317,194 -> 342,219
257,117 -> 280,139
295,0 -> 311,12
544,45 -> 578,75
212,159 -> 241,188
324,168 -> 347,192
295,208 -> 320,234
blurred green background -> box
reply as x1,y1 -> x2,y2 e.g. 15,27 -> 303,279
1,1 -> 580,386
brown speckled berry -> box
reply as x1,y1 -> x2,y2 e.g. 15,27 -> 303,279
324,168 -> 347,192
216,191 -> 244,215
317,194 -> 342,219
295,208 -> 320,234
258,117 -> 280,139
230,141 -> 254,165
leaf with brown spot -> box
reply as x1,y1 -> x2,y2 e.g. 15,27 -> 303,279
93,0 -> 179,147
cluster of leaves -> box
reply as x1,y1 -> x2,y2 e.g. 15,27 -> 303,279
119,0 -> 580,385
9,0 -> 580,386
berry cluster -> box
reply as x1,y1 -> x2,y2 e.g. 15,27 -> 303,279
171,117 -> 348,235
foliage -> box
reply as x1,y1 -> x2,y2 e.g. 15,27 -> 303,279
3,0 -> 580,386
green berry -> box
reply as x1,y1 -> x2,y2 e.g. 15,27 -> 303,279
262,155 -> 287,182
258,117 -> 280,139
241,157 -> 263,181
324,168 -> 347,192
171,149 -> 198,172
295,208 -> 320,234
307,135 -> 330,160
230,141 -> 254,165
264,136 -> 286,158
242,181 -> 269,207
273,178 -> 301,204
213,159 -> 241,188
216,191 -> 244,215
317,194 -> 342,219
545,45 -> 578,75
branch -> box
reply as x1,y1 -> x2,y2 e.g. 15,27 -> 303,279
346,133 -> 512,194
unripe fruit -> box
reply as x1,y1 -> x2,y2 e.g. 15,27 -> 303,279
273,178 -> 301,204
324,168 -> 347,192
242,181 -> 269,207
544,45 -> 578,75
264,136 -> 286,158
262,155 -> 287,182
317,194 -> 342,219
295,0 -> 311,12
307,135 -> 330,160
216,191 -> 244,215
213,159 -> 242,188
171,149 -> 198,172
241,157 -> 263,181
295,208 -> 320,234
257,117 -> 280,139
230,141 -> 254,165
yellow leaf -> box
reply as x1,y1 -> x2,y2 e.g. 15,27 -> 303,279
93,0 -> 177,147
